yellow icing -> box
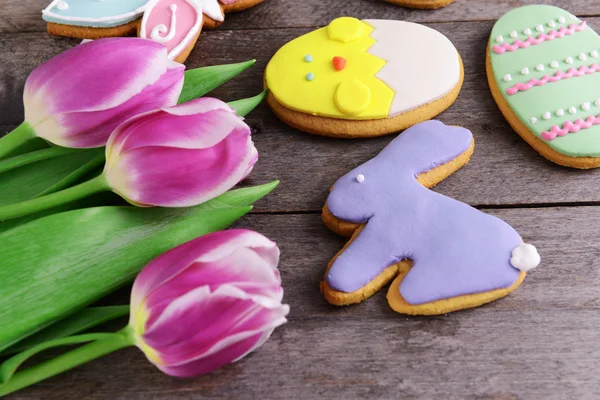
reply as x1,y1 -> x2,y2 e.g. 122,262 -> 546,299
335,78 -> 371,115
265,18 -> 394,120
328,17 -> 364,43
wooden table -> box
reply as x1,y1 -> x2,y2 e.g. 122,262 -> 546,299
2,0 -> 600,398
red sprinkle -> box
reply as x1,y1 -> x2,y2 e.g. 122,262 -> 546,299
333,56 -> 346,71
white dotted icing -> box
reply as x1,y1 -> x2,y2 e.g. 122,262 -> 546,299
523,28 -> 532,35
592,50 -> 599,58
596,98 -> 600,107
57,1 -> 69,10
566,56 -> 574,64
548,20 -> 556,28
503,74 -> 512,82
536,24 -> 544,33
356,174 -> 365,183
510,30 -> 518,39
530,100 -> 600,124
583,102 -> 591,111
556,109 -> 564,117
496,35 -> 504,43
521,67 -> 529,75
579,53 -> 588,61
536,64 -> 544,72
530,117 -> 537,124
569,106 -> 577,114
551,61 -> 559,68
558,16 -> 566,24
543,112 -> 551,120
497,18 -> 572,46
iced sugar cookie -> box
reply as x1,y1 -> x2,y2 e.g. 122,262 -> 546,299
265,17 -> 463,138
488,5 -> 600,169
320,121 -> 540,315
42,0 -> 264,63
383,0 -> 455,10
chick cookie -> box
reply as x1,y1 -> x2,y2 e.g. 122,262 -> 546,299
320,121 -> 540,315
488,5 -> 600,169
265,17 -> 463,138
41,0 -> 264,63
382,0 -> 455,10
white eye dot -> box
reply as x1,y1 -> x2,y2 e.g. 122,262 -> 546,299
57,0 -> 69,10
356,174 -> 365,183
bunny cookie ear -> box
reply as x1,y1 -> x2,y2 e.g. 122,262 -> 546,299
139,0 -> 224,63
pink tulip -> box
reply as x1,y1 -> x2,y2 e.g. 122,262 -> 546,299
129,229 -> 289,377
23,37 -> 184,148
104,97 -> 258,207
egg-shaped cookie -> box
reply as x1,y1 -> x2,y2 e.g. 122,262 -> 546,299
265,17 -> 463,138
487,5 -> 600,169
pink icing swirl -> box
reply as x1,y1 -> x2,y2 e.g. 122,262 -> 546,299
492,22 -> 587,55
541,114 -> 600,141
506,64 -> 600,95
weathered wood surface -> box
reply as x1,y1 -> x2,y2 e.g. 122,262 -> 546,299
2,0 -> 600,398
9,208 -> 600,399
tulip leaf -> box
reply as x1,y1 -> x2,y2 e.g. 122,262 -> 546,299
0,333 -> 115,384
0,148 -> 103,206
228,90 -> 268,117
217,180 -> 279,207
0,147 -> 79,175
0,306 -> 129,356
0,181 -> 277,352
178,60 -> 256,104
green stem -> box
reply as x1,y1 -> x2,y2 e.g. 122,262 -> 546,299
37,151 -> 106,197
0,122 -> 36,160
0,147 -> 78,175
0,327 -> 134,396
0,174 -> 109,222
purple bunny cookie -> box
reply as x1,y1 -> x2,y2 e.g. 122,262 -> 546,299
321,120 -> 540,315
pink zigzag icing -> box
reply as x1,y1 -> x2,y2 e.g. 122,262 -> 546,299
506,64 -> 600,95
492,22 -> 587,55
541,115 -> 600,141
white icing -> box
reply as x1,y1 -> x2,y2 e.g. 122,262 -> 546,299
57,1 -> 69,10
566,56 -> 574,64
365,20 -> 461,117
536,64 -> 544,72
503,74 -> 512,82
496,35 -> 504,43
195,0 -> 225,22
42,0 -> 148,24
579,53 -> 587,61
523,28 -> 531,35
548,20 -> 555,28
536,24 -> 544,33
510,243 -> 540,272
556,108 -> 564,117
150,4 -> 178,43
356,174 -> 365,183
592,50 -> 599,58
520,67 -> 529,75
558,16 -> 566,24
551,60 -> 559,68
530,117 -> 537,124
583,102 -> 591,111
543,112 -> 551,120
596,98 -> 600,106
569,106 -> 577,114
510,30 -> 518,39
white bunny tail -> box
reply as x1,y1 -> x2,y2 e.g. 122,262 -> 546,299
510,243 -> 540,272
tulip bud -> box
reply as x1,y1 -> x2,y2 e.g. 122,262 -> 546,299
23,38 -> 185,148
129,229 -> 289,377
104,97 -> 258,207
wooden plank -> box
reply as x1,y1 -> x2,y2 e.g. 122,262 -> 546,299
8,206 -> 600,399
3,23 -> 600,210
2,0 -> 600,33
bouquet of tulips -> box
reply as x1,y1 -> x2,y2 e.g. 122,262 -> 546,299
0,38 -> 288,395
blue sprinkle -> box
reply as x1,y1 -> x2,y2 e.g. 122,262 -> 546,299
304,54 -> 313,62
306,72 -> 315,81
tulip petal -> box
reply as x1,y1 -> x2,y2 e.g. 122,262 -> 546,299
106,99 -> 244,158
130,230 -> 278,318
24,38 -> 173,121
36,65 -> 184,148
140,284 -> 289,375
107,126 -> 256,207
